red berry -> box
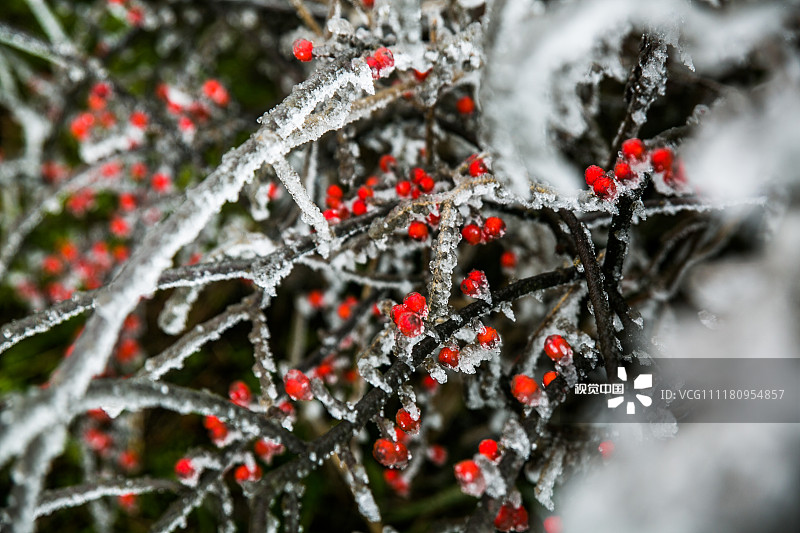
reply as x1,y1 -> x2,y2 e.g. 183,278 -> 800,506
418,175 -> 435,193
395,180 -> 412,196
383,469 -> 410,496
203,415 -> 228,443
395,311 -> 424,337
374,47 -> 394,69
544,516 -> 563,533
500,251 -> 517,269
284,369 -> 313,400
621,138 -> 645,161
403,292 -> 427,315
352,199 -> 368,216
456,95 -> 475,115
461,223 -> 482,245
234,464 -> 262,483
494,503 -> 528,532
482,217 -> 506,241
175,457 -> 195,479
202,79 -> 230,106
438,346 -> 460,367
543,334 -> 572,361
584,165 -> 605,186
427,211 -> 440,226
476,326 -> 499,348
379,154 -> 397,173
151,172 -> 172,193
229,381 -> 252,407
478,439 -> 500,462
454,459 -> 485,497
357,186 -> 373,200
461,270 -> 488,297
469,158 -> 488,177
543,371 -> 559,387
308,290 -> 324,309
614,161 -> 634,181
592,176 -> 616,199
396,408 -> 420,434
511,374 -> 540,406
427,444 -> 447,465
598,440 -> 615,459
650,147 -> 673,173
84,428 -> 112,453
408,221 -> 429,240
327,184 -> 343,198
255,438 -> 285,464
373,438 -> 409,468
129,111 -> 148,129
292,39 -> 313,62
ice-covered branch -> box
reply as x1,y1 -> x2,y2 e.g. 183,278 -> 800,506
35,478 -> 179,518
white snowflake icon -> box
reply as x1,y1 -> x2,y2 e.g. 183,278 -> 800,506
607,367 -> 653,414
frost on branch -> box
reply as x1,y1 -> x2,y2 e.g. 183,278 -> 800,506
1,1 -> 798,532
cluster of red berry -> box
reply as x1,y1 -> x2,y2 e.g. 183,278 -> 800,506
460,269 -> 489,298
462,216 -> 506,245
391,292 -> 428,337
585,137 -> 686,199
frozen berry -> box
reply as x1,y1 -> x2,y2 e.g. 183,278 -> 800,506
438,346 -> 460,368
396,408 -> 420,434
543,334 -> 572,361
511,374 -> 540,406
456,95 -> 475,115
543,371 -> 559,387
174,457 -> 195,479
454,459 -> 485,497
284,369 -> 313,401
482,217 -> 506,240
500,251 -> 517,269
228,380 -> 252,407
469,158 -> 488,177
650,147 -> 674,173
585,165 -> 605,186
408,221 -> 429,240
477,326 -> 499,348
396,180 -> 412,196
379,154 -> 397,173
395,311 -> 423,337
614,161 -> 634,181
478,439 -> 500,462
292,39 -> 313,62
403,292 -> 427,315
461,223 -> 482,245
621,138 -> 645,161
592,176 -> 616,199
234,464 -> 262,483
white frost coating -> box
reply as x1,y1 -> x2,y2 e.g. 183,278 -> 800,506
456,342 -> 498,375
398,384 -> 419,421
533,446 -> 566,511
500,417 -> 531,461
272,157 -> 333,252
158,286 -> 202,335
427,201 -> 461,320
357,329 -> 394,393
341,460 -> 381,523
310,378 -> 356,422
142,310 -> 250,381
483,0 -> 785,196
261,57 -> 375,139
475,454 -> 506,499
249,310 -> 279,403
